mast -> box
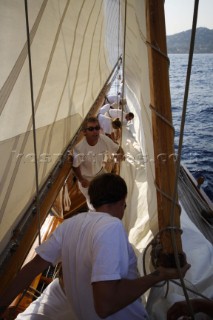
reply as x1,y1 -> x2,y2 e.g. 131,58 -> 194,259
146,0 -> 185,267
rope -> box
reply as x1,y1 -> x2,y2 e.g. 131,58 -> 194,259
178,168 -> 213,246
154,181 -> 181,213
179,167 -> 212,217
149,103 -> 175,132
135,15 -> 170,64
24,0 -> 41,244
171,279 -> 213,302
120,0 -> 127,152
116,0 -> 121,107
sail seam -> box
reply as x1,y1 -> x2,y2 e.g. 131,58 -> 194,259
0,0 -> 48,116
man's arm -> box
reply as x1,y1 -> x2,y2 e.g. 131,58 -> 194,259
0,255 -> 51,312
115,146 -> 125,162
72,166 -> 90,188
92,264 -> 190,318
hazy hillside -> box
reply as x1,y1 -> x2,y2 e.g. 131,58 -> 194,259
167,27 -> 213,53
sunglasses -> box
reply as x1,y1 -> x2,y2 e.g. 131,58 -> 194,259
86,126 -> 100,131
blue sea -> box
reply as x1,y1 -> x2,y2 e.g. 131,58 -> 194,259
169,54 -> 213,201
111,54 -> 213,202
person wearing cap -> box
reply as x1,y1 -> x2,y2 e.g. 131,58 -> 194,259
72,117 -> 124,209
0,173 -> 190,320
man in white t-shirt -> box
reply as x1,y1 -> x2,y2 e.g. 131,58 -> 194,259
105,93 -> 121,104
99,103 -> 112,115
98,113 -> 112,136
0,173 -> 190,320
99,103 -> 134,125
105,93 -> 126,106
72,117 -> 124,208
108,108 -> 134,125
97,113 -> 121,141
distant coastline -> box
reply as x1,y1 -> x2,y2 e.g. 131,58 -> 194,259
166,27 -> 213,54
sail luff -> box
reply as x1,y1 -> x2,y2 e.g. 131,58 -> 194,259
146,0 -> 184,266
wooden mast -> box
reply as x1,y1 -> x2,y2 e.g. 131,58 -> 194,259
146,0 -> 185,267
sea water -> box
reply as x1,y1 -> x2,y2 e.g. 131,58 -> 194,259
169,54 -> 213,201
110,54 -> 213,201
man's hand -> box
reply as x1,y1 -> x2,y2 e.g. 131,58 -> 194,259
79,178 -> 90,188
167,300 -> 192,320
167,298 -> 213,320
115,146 -> 125,162
158,263 -> 191,281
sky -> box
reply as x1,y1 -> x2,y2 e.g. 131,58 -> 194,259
164,0 -> 213,35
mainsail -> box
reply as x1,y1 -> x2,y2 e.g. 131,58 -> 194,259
0,0 -> 121,252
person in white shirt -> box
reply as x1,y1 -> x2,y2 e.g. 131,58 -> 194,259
105,94 -> 126,106
98,103 -> 134,125
99,103 -> 112,115
72,117 -> 124,208
97,113 -> 121,141
108,109 -> 134,125
0,173 -> 191,320
104,93 -> 121,105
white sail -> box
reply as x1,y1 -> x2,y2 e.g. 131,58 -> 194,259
0,0 -> 122,251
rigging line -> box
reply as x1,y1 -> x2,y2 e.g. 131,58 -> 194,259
135,15 -> 170,64
145,40 -> 170,64
169,1 -> 200,318
24,0 -> 41,245
179,168 -> 212,212
171,280 -> 213,302
149,105 -> 178,211
154,181 -> 181,213
120,0 -> 127,152
149,103 -> 175,132
116,0 -> 121,107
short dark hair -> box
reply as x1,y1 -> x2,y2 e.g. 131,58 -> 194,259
128,112 -> 134,119
112,118 -> 121,129
83,116 -> 99,130
88,173 -> 127,208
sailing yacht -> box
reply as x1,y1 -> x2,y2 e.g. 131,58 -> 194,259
0,0 -> 212,319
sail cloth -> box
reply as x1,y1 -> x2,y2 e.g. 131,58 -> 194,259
0,0 -> 122,252
146,204 -> 213,320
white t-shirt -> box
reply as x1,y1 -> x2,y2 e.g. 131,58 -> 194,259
108,109 -> 128,124
106,94 -> 121,104
36,212 -> 149,320
72,134 -> 119,178
98,114 -> 113,134
16,279 -> 76,320
99,103 -> 111,115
